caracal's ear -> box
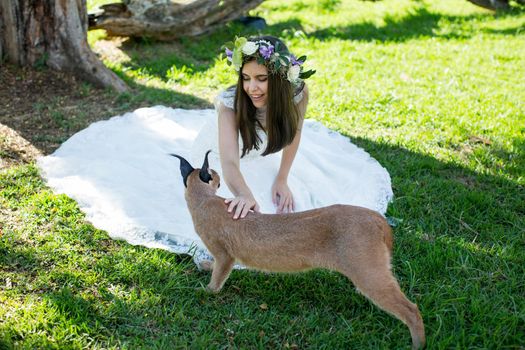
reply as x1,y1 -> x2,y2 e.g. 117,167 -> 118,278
199,150 -> 213,184
209,169 -> 221,190
170,154 -> 194,188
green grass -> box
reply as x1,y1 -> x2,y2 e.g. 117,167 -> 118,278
2,0 -> 525,348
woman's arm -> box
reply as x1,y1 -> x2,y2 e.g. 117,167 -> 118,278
217,104 -> 260,219
272,84 -> 309,213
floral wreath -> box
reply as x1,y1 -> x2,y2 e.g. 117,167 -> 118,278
223,36 -> 316,85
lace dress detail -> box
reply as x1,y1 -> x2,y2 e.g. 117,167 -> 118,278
38,94 -> 393,267
216,87 -> 235,110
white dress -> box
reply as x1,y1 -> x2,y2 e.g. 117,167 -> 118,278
38,88 -> 393,265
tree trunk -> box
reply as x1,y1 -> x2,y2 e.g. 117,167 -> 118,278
89,0 -> 265,41
0,0 -> 128,92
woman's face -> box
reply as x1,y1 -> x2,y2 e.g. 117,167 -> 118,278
242,60 -> 269,108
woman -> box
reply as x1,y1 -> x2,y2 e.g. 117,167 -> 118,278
217,36 -> 313,219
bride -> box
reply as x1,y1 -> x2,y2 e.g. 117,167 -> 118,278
217,35 -> 313,219
38,35 -> 393,264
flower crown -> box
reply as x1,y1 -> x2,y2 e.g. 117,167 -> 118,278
223,36 -> 316,85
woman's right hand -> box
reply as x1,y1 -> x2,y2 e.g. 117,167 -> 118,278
224,194 -> 260,220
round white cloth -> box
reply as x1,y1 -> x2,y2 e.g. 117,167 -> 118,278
37,106 -> 393,264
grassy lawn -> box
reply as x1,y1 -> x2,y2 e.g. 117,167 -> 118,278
1,0 -> 524,348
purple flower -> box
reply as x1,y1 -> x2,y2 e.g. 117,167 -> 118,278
225,48 -> 233,60
290,54 -> 304,66
259,44 -> 274,60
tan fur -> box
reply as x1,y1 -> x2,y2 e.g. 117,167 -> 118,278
181,167 -> 425,349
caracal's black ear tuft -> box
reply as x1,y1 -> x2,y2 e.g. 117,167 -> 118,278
170,154 -> 194,187
199,150 -> 213,184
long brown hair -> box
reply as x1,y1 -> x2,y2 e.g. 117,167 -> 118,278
234,36 -> 300,158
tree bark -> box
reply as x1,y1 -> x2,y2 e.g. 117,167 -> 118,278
89,0 -> 265,41
0,0 -> 128,92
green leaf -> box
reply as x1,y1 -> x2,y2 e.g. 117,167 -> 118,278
299,69 -> 316,79
232,49 -> 243,71
296,55 -> 307,63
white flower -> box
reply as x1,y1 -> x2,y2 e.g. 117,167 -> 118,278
256,40 -> 271,46
287,65 -> 301,83
242,41 -> 258,55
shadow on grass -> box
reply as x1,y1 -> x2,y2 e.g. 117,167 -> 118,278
309,7 -> 525,42
1,131 -> 523,348
0,243 -> 42,272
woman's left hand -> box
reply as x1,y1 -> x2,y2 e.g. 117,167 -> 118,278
272,179 -> 294,214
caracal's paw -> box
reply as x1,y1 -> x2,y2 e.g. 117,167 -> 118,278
206,283 -> 222,293
198,260 -> 214,271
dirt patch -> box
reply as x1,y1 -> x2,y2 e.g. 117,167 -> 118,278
0,124 -> 42,169
0,64 -> 131,169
